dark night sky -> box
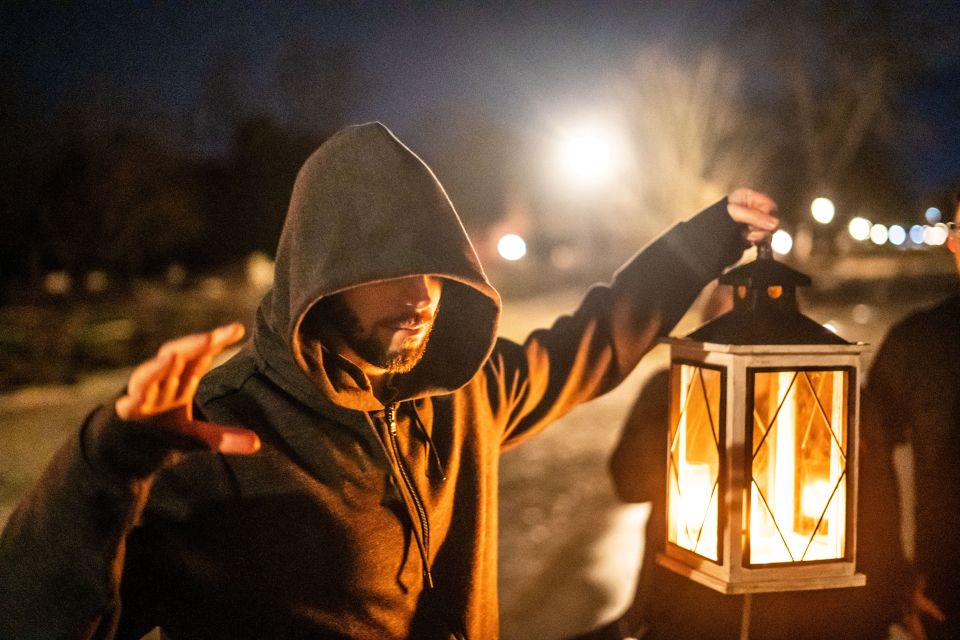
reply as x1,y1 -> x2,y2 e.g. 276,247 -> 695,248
0,3 -> 743,132
3,2 -> 958,194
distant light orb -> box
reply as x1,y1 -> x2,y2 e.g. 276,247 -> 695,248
497,233 -> 528,261
84,270 -> 110,294
559,131 -> 615,185
245,251 -> 275,290
925,207 -> 942,224
810,197 -> 836,224
771,229 -> 793,255
888,225 -> 906,246
851,303 -> 874,324
924,224 -> 949,246
43,270 -> 72,296
848,217 -> 871,241
869,224 -> 888,245
909,224 -> 926,244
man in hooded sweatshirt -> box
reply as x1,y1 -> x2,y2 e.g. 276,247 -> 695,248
0,122 -> 778,639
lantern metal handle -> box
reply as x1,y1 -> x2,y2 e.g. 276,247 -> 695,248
756,238 -> 773,261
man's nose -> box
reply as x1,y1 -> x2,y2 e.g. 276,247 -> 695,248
400,276 -> 438,310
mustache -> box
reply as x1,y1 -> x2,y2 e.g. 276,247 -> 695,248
378,311 -> 435,329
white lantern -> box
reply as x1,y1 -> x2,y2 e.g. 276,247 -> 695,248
658,244 -> 866,594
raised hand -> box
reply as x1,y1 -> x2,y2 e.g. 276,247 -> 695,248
114,323 -> 260,455
727,188 -> 780,244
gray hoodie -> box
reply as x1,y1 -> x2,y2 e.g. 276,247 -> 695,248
0,122 -> 748,639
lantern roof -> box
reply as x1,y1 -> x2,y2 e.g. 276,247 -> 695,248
686,242 -> 850,346
718,244 -> 811,288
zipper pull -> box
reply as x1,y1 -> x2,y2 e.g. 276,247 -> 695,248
385,403 -> 397,436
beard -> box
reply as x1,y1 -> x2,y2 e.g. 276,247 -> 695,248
318,295 -> 435,374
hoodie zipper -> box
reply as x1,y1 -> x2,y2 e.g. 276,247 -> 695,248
385,402 -> 434,588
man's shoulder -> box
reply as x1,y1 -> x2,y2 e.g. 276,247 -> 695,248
887,292 -> 960,342
195,347 -> 273,422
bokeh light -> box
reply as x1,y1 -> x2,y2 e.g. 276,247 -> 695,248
810,197 -> 836,224
887,225 -> 906,246
771,229 -> 793,255
924,224 -> 948,246
851,303 -> 874,324
558,128 -> 617,186
848,217 -> 871,241
497,233 -> 528,261
869,224 -> 888,245
909,224 -> 926,244
925,207 -> 942,224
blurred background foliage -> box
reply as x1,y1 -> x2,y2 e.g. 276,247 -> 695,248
0,1 -> 957,389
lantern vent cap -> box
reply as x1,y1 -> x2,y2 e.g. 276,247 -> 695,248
718,242 -> 811,288
685,241 -> 851,345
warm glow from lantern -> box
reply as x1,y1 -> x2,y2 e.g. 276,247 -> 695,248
749,369 -> 847,564
801,480 -> 832,519
679,463 -> 718,555
668,364 -> 722,561
660,251 -> 865,594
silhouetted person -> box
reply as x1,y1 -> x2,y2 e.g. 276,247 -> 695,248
859,194 -> 960,640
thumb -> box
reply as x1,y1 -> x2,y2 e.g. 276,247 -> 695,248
177,419 -> 261,455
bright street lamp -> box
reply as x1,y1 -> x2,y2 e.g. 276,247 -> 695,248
848,217 -> 871,241
497,233 -> 527,261
556,122 -> 623,188
810,197 -> 835,224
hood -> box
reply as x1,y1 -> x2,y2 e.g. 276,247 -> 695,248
253,122 -> 501,410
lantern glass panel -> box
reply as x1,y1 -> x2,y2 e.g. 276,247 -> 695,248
749,368 -> 849,565
668,363 -> 723,561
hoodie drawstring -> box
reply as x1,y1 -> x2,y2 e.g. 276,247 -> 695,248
409,403 -> 446,482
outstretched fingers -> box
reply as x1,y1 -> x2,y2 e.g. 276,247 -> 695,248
116,323 -> 246,421
116,352 -> 175,420
176,419 -> 262,455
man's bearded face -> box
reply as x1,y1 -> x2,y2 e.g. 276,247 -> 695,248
321,276 -> 443,374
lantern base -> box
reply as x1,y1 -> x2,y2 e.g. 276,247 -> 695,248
657,553 -> 866,594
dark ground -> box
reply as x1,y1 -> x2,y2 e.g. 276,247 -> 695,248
1,252 -> 956,639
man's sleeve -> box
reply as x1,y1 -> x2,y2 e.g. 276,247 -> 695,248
0,405 -> 157,640
484,198 -> 748,448
856,326 -> 912,617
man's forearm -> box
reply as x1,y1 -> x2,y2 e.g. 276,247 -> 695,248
0,406 -> 155,640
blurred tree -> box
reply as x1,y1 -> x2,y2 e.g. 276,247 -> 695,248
34,126 -> 203,279
92,130 -> 204,275
619,47 -> 776,237
203,116 -> 321,263
190,37 -> 366,265
188,37 -> 248,156
0,50 -> 40,292
733,0 -> 950,222
275,34 -> 367,135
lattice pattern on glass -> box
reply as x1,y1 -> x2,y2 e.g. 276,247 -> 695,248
668,363 -> 722,561
749,369 -> 848,564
